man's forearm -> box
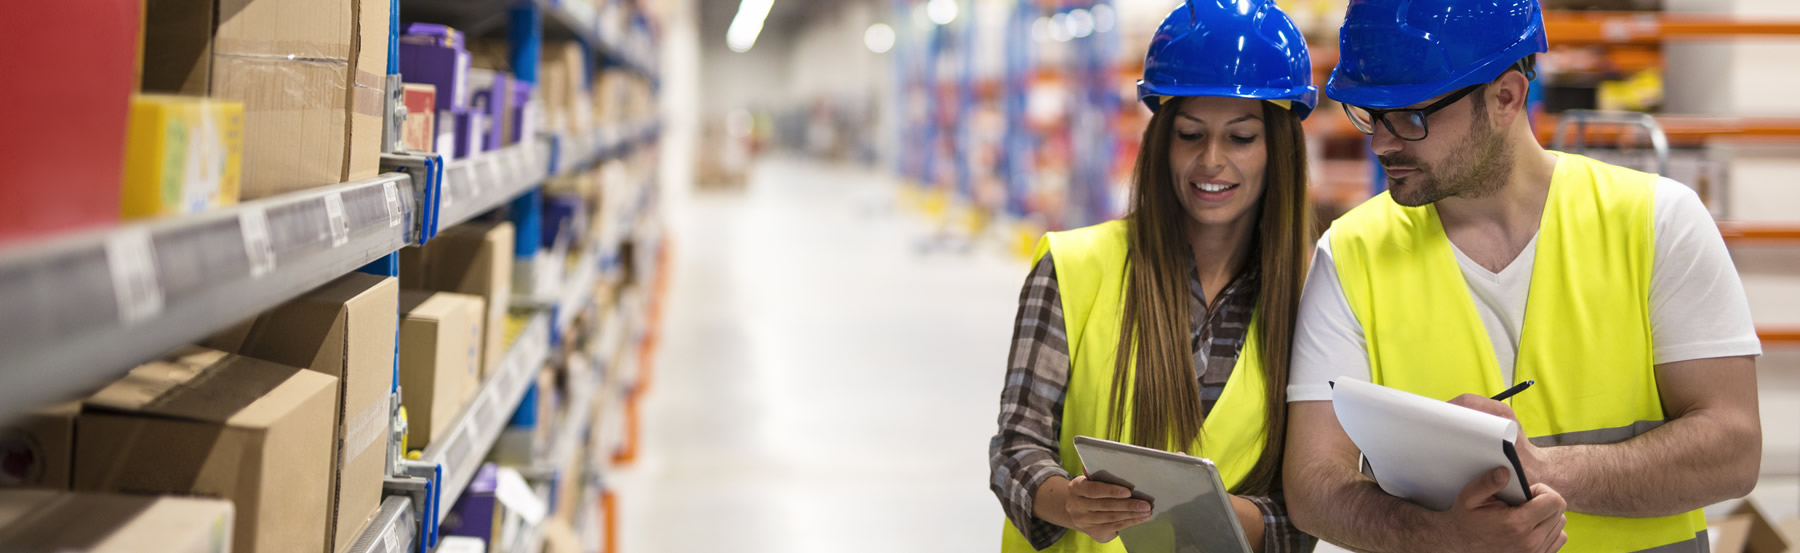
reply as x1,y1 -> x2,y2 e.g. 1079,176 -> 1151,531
1288,459 -> 1452,553
1537,408 -> 1759,518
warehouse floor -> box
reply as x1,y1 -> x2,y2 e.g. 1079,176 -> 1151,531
612,157 -> 1013,552
611,157 -> 1800,552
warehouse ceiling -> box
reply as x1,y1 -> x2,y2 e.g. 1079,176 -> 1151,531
698,0 -> 865,52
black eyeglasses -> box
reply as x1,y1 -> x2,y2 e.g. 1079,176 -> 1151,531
1342,84 -> 1484,142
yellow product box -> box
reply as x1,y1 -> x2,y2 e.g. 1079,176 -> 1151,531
121,94 -> 242,219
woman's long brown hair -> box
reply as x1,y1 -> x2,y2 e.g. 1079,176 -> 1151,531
1107,98 -> 1314,496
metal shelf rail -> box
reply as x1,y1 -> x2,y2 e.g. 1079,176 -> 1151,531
0,173 -> 415,420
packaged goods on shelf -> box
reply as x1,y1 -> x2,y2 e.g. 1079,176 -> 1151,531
444,463 -> 502,545
0,490 -> 233,553
508,82 -> 536,146
0,402 -> 78,489
401,221 -> 517,378
469,69 -> 512,152
399,291 -> 486,450
140,0 -> 390,199
540,42 -> 593,137
544,194 -> 591,250
203,273 -> 398,553
399,24 -> 471,113
440,536 -> 489,553
0,1 -> 137,242
121,95 -> 244,219
400,23 -> 472,160
74,346 -> 337,553
457,109 -> 486,158
401,84 -> 440,153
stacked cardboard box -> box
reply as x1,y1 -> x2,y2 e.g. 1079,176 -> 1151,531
74,347 -> 338,553
0,490 -> 234,553
205,273 -> 398,553
402,222 -> 517,380
141,0 -> 391,199
399,290 -> 486,450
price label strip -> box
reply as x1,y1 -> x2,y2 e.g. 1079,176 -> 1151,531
323,192 -> 350,247
383,180 -> 404,228
105,230 -> 164,325
240,208 -> 277,277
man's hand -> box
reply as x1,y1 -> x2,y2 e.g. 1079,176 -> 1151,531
1449,394 -> 1556,485
1443,468 -> 1570,553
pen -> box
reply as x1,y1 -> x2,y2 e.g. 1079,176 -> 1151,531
1491,380 -> 1536,402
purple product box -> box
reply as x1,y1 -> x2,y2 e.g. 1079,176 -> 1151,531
399,23 -> 464,48
469,73 -> 510,152
442,463 -> 501,543
509,82 -> 533,145
542,194 -> 587,248
399,41 -> 469,112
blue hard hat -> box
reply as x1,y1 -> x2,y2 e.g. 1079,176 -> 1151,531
1326,0 -> 1548,109
1137,0 -> 1318,120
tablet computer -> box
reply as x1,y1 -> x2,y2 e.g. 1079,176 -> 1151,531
1072,435 -> 1253,553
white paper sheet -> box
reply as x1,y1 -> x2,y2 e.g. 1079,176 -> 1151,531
1331,378 -> 1531,511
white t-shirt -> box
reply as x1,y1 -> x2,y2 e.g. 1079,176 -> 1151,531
1287,177 -> 1763,402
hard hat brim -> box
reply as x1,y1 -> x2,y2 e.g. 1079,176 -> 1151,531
1138,82 -> 1319,120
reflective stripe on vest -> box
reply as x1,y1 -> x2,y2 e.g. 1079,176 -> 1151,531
1329,152 -> 1707,553
1001,219 -> 1271,553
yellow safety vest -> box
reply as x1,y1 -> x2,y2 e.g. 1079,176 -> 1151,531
1001,219 -> 1271,553
1329,152 -> 1706,552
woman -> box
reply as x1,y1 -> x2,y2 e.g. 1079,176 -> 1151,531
989,1 -> 1318,552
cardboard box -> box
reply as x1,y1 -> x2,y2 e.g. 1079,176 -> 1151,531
140,0 -> 390,199
401,222 -> 516,378
74,347 -> 336,553
0,403 -> 78,489
399,291 -> 485,450
0,1 -> 135,242
204,273 -> 396,553
0,490 -> 234,553
1710,501 -> 1790,553
401,84 -> 439,154
121,95 -> 243,219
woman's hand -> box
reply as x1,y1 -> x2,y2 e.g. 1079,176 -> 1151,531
1034,475 -> 1154,542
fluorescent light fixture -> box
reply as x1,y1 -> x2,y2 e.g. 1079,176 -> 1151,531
1069,9 -> 1094,38
1093,4 -> 1115,34
1032,16 -> 1051,42
727,0 -> 776,53
865,23 -> 896,53
926,0 -> 957,25
1049,13 -> 1071,42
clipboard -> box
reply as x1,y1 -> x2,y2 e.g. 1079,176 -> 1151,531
1072,435 -> 1253,553
1331,378 -> 1535,510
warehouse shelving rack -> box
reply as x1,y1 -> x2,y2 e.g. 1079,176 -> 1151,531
0,0 -> 662,550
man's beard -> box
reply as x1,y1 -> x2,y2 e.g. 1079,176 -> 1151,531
1381,118 -> 1512,207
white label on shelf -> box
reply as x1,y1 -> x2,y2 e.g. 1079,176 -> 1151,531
494,467 -> 548,524
441,166 -> 458,209
323,192 -> 350,247
374,530 -> 392,553
240,208 -> 276,278
382,181 -> 403,228
484,157 -> 505,196
105,230 -> 164,325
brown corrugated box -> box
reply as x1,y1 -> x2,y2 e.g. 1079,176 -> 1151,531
139,0 -> 390,199
401,221 -> 516,379
0,402 -> 78,489
73,347 -> 336,553
1710,501 -> 1791,553
399,290 -> 485,450
0,490 -> 234,553
205,273 -> 397,553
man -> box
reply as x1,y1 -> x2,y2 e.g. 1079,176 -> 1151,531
1282,1 -> 1764,552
